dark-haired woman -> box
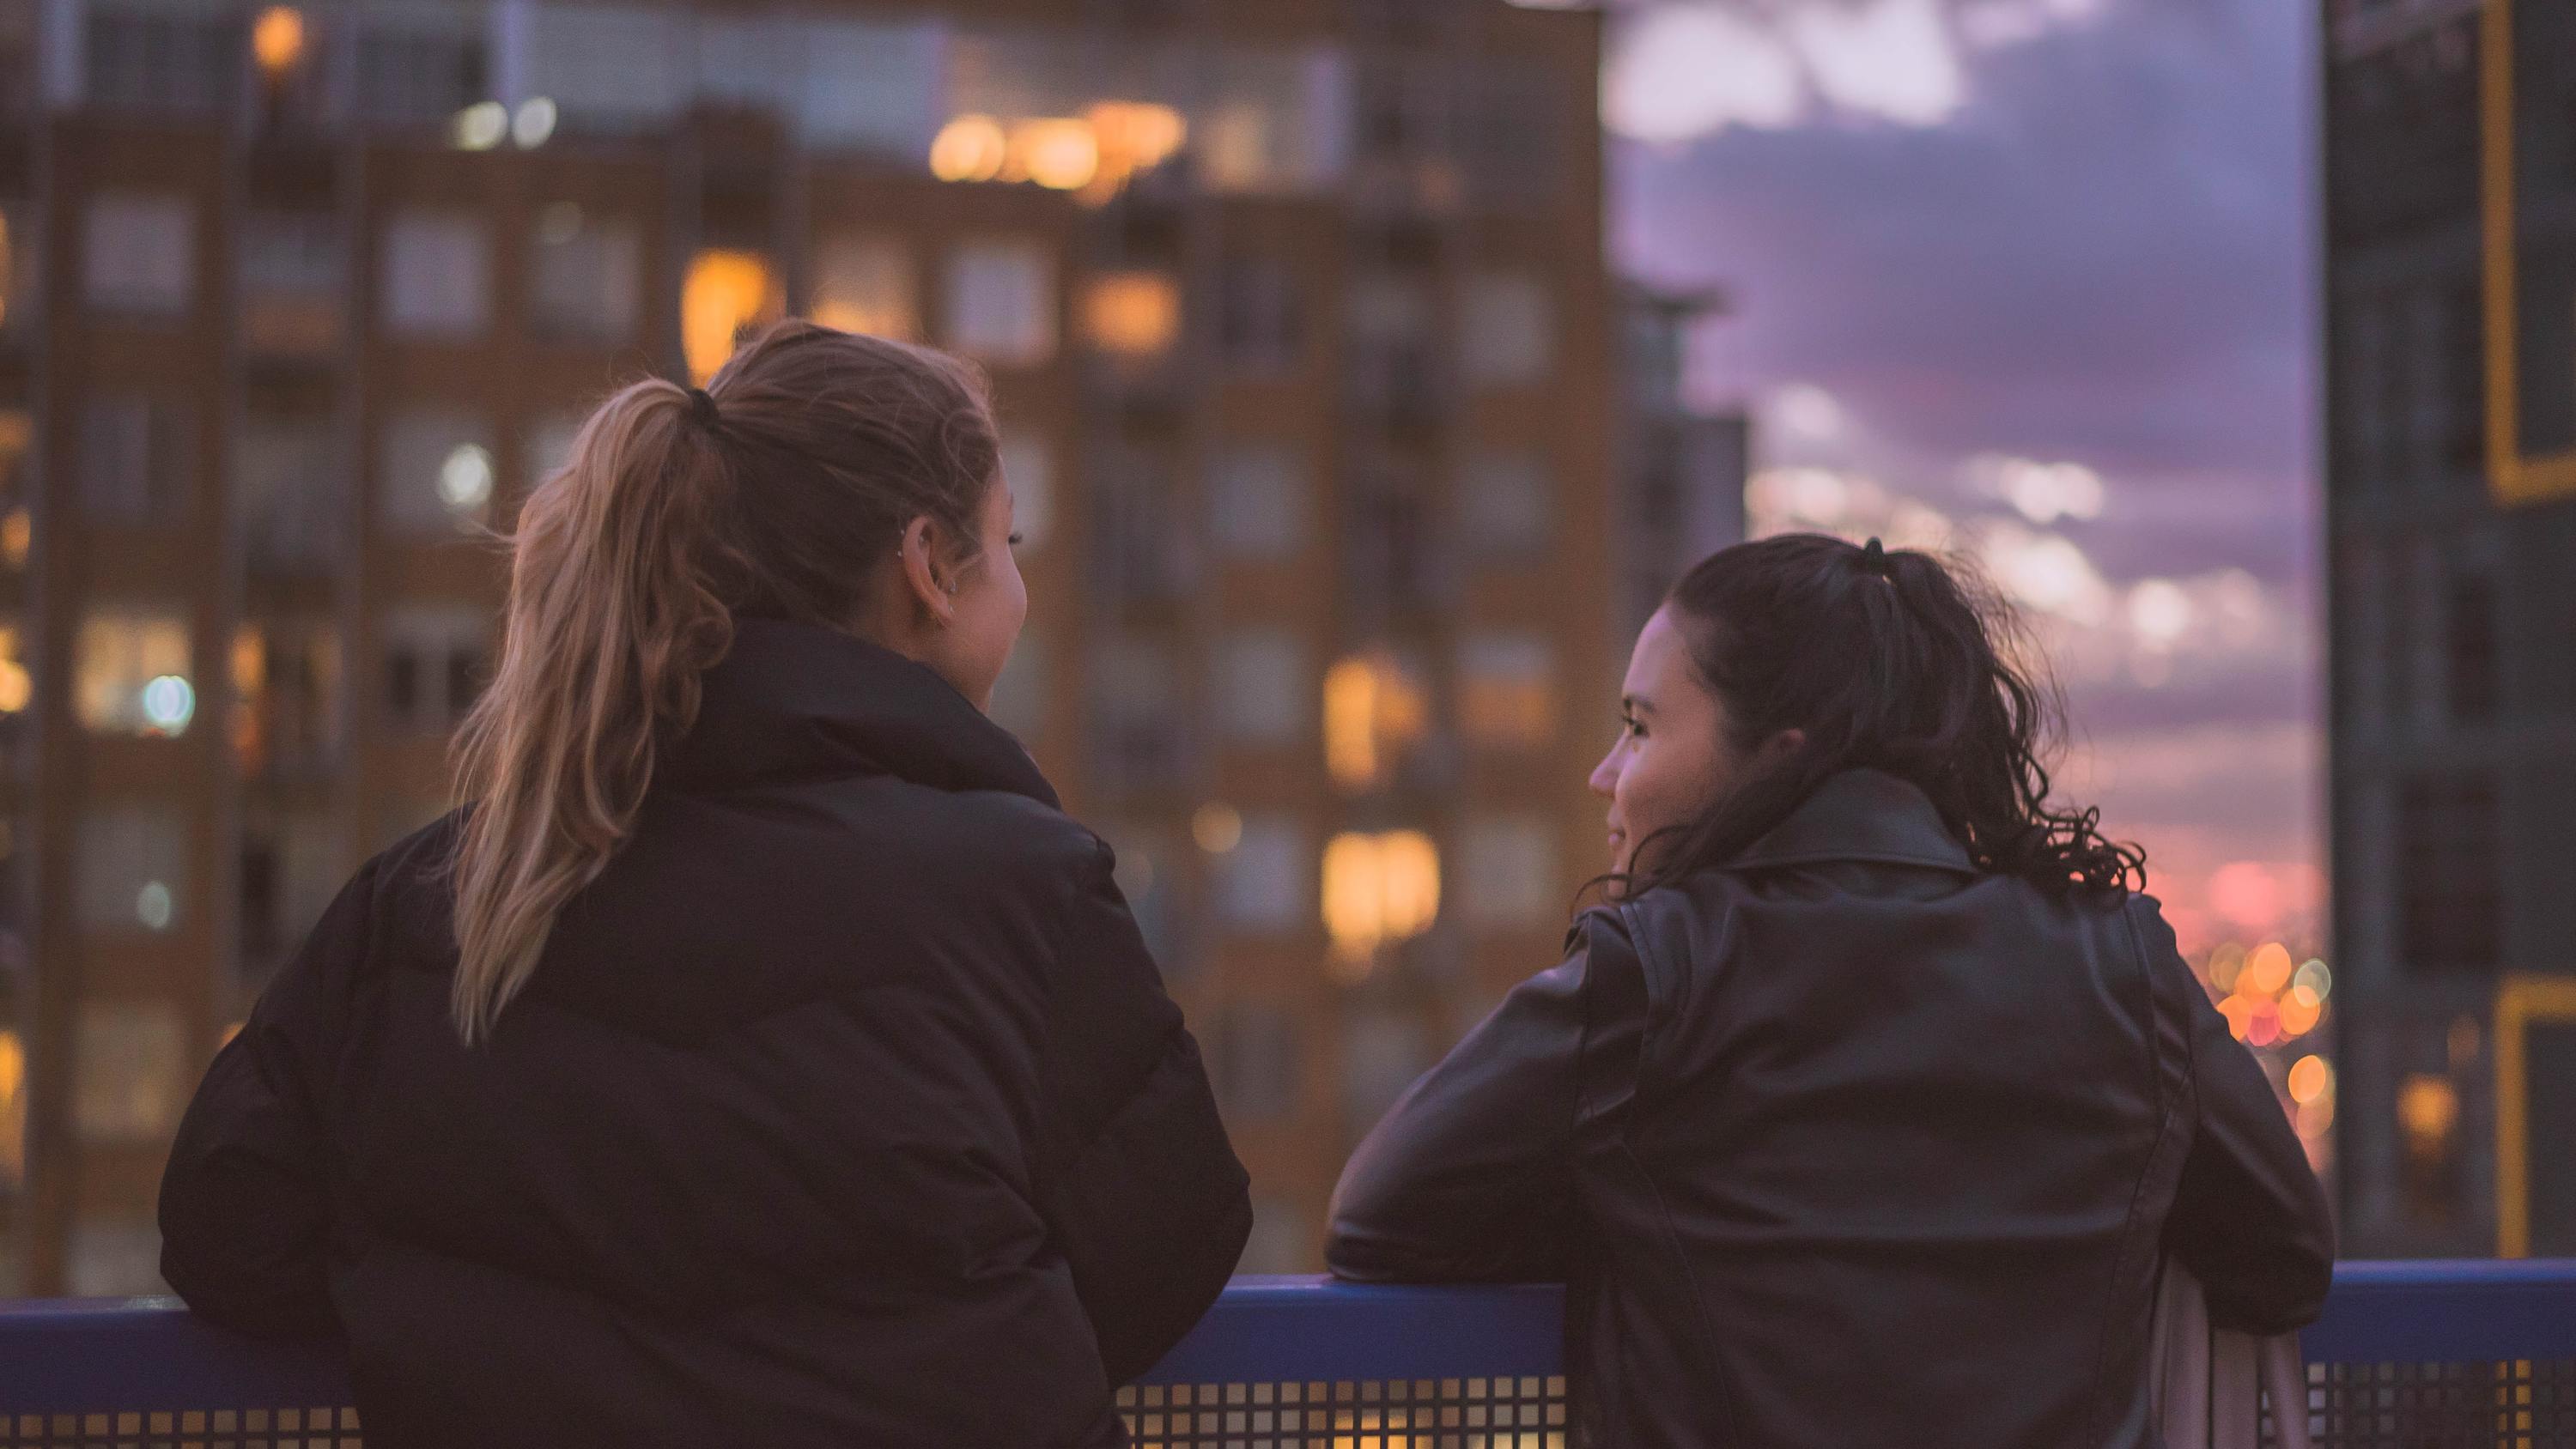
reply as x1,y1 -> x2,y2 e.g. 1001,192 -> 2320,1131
1327,535 -> 2330,1449
158,321 -> 1251,1448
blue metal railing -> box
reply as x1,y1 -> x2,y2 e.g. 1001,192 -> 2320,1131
1,1262 -> 2572,1425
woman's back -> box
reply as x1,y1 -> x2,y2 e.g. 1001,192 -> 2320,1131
1329,769 -> 2330,1449
157,316 -> 1249,1449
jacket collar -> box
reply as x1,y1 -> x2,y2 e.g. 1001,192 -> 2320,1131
1732,768 -> 1975,874
662,617 -> 1058,807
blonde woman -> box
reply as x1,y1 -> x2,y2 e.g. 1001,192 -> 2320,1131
159,321 -> 1250,1448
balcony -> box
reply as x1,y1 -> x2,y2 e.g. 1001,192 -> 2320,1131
2,1263 -> 2571,1446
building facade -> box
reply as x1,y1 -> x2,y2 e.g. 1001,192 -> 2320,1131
0,0 -> 1614,1293
1614,280 -> 1744,649
2323,0 -> 2576,1258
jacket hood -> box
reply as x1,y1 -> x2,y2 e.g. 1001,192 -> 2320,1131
1732,767 -> 1976,874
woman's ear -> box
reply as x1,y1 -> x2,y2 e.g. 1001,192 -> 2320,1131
1759,727 -> 1807,766
896,516 -> 958,626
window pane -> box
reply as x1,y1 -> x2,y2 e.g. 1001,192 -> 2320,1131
681,249 -> 783,384
1240,1193 -> 1309,1274
1000,433 -> 1053,552
1217,628 -> 1306,745
1460,450 -> 1552,558
234,411 -> 342,570
67,1217 -> 165,1296
355,21 -> 484,125
988,632 -> 1048,743
1218,812 -> 1304,932
1089,634 -> 1188,788
233,618 -> 343,776
238,210 -> 344,355
0,407 -> 32,572
1342,1007 -> 1431,1137
1459,632 -> 1558,749
85,9 -> 239,114
82,193 -> 194,317
79,396 -> 192,523
526,410 -> 586,489
945,239 -> 1055,366
239,809 -> 345,973
530,205 -> 641,343
1211,445 -> 1304,559
1083,271 -> 1182,360
0,621 -> 32,773
380,604 -> 491,734
1460,813 -> 1560,931
812,235 -> 916,340
76,608 -> 194,737
73,999 -> 185,1141
1218,256 -> 1301,373
1463,269 -> 1552,387
379,409 -> 495,535
1214,1005 -> 1302,1123
76,808 -> 189,932
380,213 -> 491,338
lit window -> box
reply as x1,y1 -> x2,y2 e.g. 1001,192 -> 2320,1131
0,622 -> 30,718
1459,633 -> 1558,750
0,199 -> 33,334
380,409 -> 495,535
1461,450 -> 1552,558
82,192 -> 194,317
811,235 -> 916,340
1211,445 -> 1306,559
1321,830 -> 1440,974
237,209 -> 343,355
380,604 -> 489,734
79,396 -> 193,523
0,1025 -> 22,1197
987,632 -> 1048,744
1218,629 -> 1307,745
74,999 -> 186,1141
529,204 -> 641,343
1460,813 -> 1560,931
1322,649 -> 1432,791
234,412 -> 340,570
945,239 -> 1055,367
233,617 -> 343,774
1215,1008 -> 1302,1124
681,249 -> 783,385
76,809 -> 189,933
999,433 -> 1054,552
1463,269 -> 1553,388
380,212 -> 490,338
1219,814 -> 1307,934
76,608 -> 193,737
0,408 -> 31,570
1084,271 -> 1181,359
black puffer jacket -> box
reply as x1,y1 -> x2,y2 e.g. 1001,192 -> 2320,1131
1329,768 -> 2331,1449
161,619 -> 1252,1449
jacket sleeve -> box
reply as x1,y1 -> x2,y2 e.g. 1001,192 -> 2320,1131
1326,910 -> 1646,1283
158,860 -> 377,1337
2145,901 -> 2336,1334
1032,840 -> 1251,1387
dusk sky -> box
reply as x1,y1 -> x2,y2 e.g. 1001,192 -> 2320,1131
1599,0 -> 2318,950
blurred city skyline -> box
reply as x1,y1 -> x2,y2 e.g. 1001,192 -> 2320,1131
1602,0 -> 2320,955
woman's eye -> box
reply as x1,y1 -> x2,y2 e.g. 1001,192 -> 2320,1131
1007,532 -> 1024,548
1620,716 -> 1644,739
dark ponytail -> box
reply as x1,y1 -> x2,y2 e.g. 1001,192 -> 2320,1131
1607,533 -> 2142,903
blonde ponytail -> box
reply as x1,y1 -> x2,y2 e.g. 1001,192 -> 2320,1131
447,379 -> 735,1042
444,321 -> 1002,1042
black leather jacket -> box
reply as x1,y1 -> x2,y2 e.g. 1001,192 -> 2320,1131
1328,770 -> 2331,1449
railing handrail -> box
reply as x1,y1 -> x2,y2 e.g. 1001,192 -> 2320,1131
1,1261 -> 2570,1415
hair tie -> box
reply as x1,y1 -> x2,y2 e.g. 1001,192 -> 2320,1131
685,386 -> 722,429
1860,537 -> 1889,575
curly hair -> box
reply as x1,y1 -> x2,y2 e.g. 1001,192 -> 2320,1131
1607,533 -> 2144,903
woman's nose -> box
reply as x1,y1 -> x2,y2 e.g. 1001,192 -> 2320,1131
1589,747 -> 1619,800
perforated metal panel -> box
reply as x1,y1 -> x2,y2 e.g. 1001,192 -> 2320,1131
2270,1359 -> 2576,1447
1116,1377 -> 1569,1448
0,1406 -> 361,1449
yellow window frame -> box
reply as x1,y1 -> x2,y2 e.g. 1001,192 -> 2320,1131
2480,0 -> 2576,504
2494,973 -> 2576,1256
